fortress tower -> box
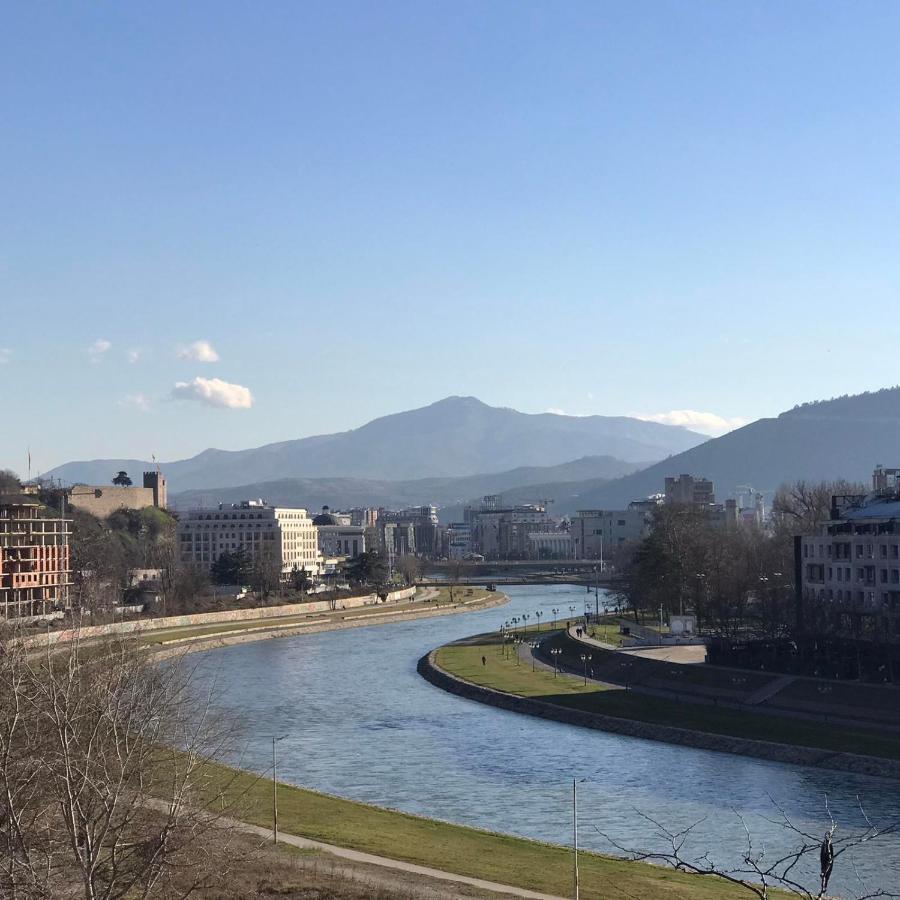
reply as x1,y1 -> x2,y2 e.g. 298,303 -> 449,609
143,470 -> 168,510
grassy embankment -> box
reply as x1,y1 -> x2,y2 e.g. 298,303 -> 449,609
138,586 -> 491,646
198,760 -> 757,900
435,634 -> 900,761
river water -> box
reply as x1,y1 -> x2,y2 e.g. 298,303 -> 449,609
192,584 -> 900,894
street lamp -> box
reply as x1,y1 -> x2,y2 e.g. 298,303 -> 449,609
522,613 -> 530,635
552,607 -> 559,629
271,734 -> 288,843
579,653 -> 592,685
535,609 -> 543,631
550,647 -> 562,676
530,640 -> 539,672
515,635 -> 522,665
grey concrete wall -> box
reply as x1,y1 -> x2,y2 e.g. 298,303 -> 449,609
418,648 -> 900,780
24,586 -> 419,648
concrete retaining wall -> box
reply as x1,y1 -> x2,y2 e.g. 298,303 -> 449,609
418,649 -> 900,780
154,593 -> 510,659
23,586 -> 418,649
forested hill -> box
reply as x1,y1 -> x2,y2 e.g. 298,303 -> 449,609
574,388 -> 900,508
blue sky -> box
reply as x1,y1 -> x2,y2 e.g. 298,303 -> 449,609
3,2 -> 900,473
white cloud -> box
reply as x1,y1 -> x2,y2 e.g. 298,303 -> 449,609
177,340 -> 219,363
88,339 -> 111,362
0,348 -> 11,364
171,377 -> 253,409
127,348 -> 142,364
632,409 -> 749,437
546,408 -> 589,417
120,393 -> 151,411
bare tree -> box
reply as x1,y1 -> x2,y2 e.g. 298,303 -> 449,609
396,555 -> 421,587
250,546 -> 282,603
0,630 -> 246,899
772,480 -> 866,538
593,797 -> 899,900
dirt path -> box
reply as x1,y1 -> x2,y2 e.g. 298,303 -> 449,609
234,818 -> 569,900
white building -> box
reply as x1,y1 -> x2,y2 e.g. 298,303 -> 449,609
799,467 -> 900,631
177,500 -> 321,577
571,509 -> 650,560
526,530 -> 572,559
313,511 -> 366,558
447,522 -> 472,559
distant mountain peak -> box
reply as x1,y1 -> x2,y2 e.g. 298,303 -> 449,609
43,396 -> 707,491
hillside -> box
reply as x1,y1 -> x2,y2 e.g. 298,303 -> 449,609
170,455 -> 641,517
576,387 -> 900,508
45,397 -> 704,492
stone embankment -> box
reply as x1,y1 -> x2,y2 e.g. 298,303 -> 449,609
23,587 -> 423,649
418,648 -> 900,780
153,592 -> 509,658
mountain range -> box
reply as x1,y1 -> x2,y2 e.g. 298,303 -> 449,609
43,397 -> 704,491
45,388 -> 900,518
573,388 -> 900,509
170,455 -> 641,519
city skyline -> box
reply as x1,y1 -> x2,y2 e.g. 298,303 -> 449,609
5,2 -> 900,470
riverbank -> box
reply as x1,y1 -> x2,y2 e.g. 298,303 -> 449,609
421,632 -> 900,779
198,760 -> 753,899
149,587 -> 509,658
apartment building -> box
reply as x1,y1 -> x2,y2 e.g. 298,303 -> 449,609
177,500 -> 321,578
798,467 -> 900,632
571,508 -> 650,560
465,496 -> 554,559
0,493 -> 72,617
664,474 -> 716,506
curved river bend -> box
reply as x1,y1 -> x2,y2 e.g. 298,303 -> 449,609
193,585 -> 900,893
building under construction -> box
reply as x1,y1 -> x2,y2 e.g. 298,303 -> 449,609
0,492 -> 72,618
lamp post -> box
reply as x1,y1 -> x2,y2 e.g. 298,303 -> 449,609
573,778 -> 579,900
522,613 -> 530,635
530,640 -> 539,672
550,647 -> 562,676
580,653 -> 592,685
535,609 -> 543,631
552,607 -> 559,629
272,734 -> 288,844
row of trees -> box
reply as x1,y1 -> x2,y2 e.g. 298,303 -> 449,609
614,480 -> 865,637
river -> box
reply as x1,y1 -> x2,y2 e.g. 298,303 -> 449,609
192,584 -> 900,894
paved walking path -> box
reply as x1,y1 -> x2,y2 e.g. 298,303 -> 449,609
624,645 -> 707,664
745,673 -> 796,706
233,818 -> 569,900
143,796 -> 567,899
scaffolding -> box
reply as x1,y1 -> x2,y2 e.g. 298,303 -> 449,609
0,494 -> 72,618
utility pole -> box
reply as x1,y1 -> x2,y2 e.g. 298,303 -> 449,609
272,734 -> 287,843
573,778 -> 580,900
272,736 -> 278,843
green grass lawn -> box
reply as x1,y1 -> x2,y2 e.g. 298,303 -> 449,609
198,761 -> 759,900
436,635 -> 900,762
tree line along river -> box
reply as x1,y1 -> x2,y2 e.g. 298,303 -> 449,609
192,584 -> 900,895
